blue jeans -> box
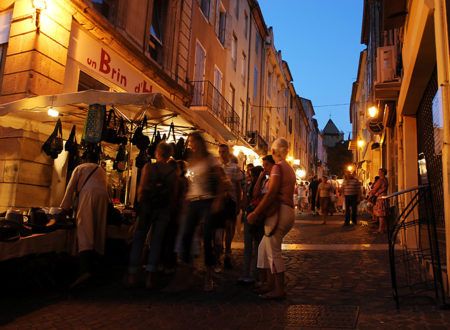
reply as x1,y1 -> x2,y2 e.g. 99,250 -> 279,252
128,206 -> 170,273
180,199 -> 215,267
243,215 -> 264,277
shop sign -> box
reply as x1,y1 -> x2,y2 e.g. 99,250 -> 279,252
69,26 -> 167,95
432,87 -> 444,155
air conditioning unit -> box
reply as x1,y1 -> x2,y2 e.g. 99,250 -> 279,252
376,46 -> 397,83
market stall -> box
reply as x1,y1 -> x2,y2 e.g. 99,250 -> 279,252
0,90 -> 217,254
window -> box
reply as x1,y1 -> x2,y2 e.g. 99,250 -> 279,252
253,67 -> 258,100
240,99 -> 245,121
200,0 -> 211,19
255,33 -> 261,55
78,71 -> 110,91
289,118 -> 292,134
148,0 -> 167,63
241,52 -> 246,85
213,66 -> 223,113
244,11 -> 249,39
234,0 -> 239,18
229,84 -> 235,110
231,34 -> 237,70
216,4 -> 226,45
91,0 -> 119,23
0,44 -> 6,91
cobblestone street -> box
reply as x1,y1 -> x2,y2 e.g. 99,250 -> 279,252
2,213 -> 450,329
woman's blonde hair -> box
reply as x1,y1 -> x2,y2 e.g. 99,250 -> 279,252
271,138 -> 289,159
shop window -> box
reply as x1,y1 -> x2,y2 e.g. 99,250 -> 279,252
200,0 -> 211,19
91,0 -> 119,24
148,0 -> 167,64
78,71 -> 110,91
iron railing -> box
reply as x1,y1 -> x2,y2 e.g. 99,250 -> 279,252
246,131 -> 268,154
190,80 -> 241,137
384,186 -> 447,309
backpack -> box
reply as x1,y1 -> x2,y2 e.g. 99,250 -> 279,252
145,163 -> 176,209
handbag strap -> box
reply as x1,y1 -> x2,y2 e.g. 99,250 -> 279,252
265,164 -> 283,237
77,166 -> 99,195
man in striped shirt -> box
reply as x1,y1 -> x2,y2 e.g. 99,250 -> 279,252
341,172 -> 362,226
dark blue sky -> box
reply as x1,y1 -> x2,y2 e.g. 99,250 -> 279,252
258,0 -> 365,136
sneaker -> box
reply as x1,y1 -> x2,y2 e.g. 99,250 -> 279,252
224,256 -> 233,270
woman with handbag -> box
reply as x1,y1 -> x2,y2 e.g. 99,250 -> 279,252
368,169 -> 389,234
247,138 -> 296,300
60,148 -> 109,288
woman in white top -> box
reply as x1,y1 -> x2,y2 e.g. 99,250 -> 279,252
180,132 -> 225,291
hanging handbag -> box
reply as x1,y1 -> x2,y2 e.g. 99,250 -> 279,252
83,104 -> 106,143
136,148 -> 150,169
102,109 -> 119,144
148,126 -> 160,159
132,116 -> 150,150
42,118 -> 64,159
116,117 -> 128,145
175,137 -> 185,160
65,125 -> 77,153
114,144 -> 128,172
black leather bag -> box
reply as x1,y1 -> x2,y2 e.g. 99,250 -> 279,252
116,118 -> 128,145
65,125 -> 77,153
136,148 -> 150,169
102,109 -> 119,144
0,218 -> 21,242
114,144 -> 128,172
131,116 -> 150,150
175,137 -> 185,160
42,118 -> 64,159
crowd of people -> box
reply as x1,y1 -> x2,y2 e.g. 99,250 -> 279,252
61,132 -> 389,297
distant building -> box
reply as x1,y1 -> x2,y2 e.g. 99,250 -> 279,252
322,119 -> 344,148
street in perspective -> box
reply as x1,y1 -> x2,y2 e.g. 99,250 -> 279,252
1,0 -> 450,329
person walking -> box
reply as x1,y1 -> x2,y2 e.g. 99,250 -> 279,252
60,148 -> 109,287
316,175 -> 334,223
126,142 -> 178,288
217,144 -> 243,270
368,169 -> 389,233
297,182 -> 308,213
247,138 -> 296,300
341,172 -> 362,226
179,132 -> 225,291
309,176 -> 319,215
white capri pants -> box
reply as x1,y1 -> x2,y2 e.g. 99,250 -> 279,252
257,204 -> 295,273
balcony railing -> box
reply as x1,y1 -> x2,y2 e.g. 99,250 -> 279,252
190,81 -> 241,137
246,131 -> 268,155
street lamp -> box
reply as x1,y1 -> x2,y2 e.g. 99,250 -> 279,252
368,106 -> 379,118
347,164 -> 354,172
32,0 -> 47,32
357,139 -> 365,149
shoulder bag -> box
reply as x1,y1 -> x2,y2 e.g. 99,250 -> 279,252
73,166 -> 99,213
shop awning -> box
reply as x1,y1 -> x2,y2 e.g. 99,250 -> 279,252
0,90 -> 223,144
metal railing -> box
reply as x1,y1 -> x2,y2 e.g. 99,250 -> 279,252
190,81 -> 241,137
383,186 -> 447,308
246,131 -> 268,154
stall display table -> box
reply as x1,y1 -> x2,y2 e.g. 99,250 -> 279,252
0,230 -> 76,262
0,224 -> 135,262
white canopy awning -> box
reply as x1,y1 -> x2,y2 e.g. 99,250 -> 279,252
0,90 -> 224,143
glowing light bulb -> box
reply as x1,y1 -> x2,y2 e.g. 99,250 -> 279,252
368,106 -> 378,118
47,108 -> 59,117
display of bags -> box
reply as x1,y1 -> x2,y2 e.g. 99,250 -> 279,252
65,125 -> 77,153
114,144 -> 128,172
131,116 -> 150,150
135,148 -> 150,169
83,104 -> 106,143
42,118 -> 64,159
102,109 -> 119,144
116,118 -> 128,145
